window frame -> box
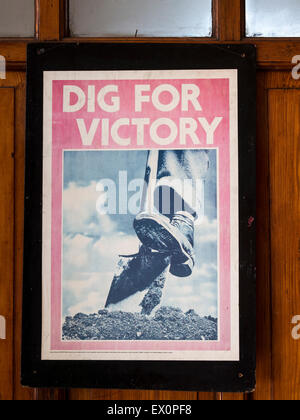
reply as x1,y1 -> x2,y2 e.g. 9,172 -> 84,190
0,1 -> 299,72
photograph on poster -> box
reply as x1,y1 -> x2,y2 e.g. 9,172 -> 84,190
62,148 -> 218,341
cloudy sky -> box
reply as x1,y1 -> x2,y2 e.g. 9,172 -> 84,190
62,149 -> 218,319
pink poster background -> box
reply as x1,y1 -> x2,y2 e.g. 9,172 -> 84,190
50,77 -> 231,353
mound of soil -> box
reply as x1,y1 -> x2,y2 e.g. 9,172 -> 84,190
63,306 -> 218,341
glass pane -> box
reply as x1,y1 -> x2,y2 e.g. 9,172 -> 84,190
246,0 -> 300,37
0,0 -> 35,37
69,0 -> 212,37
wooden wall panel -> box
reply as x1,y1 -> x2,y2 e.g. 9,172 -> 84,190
35,389 -> 68,400
0,73 -> 35,401
222,393 -> 245,401
0,88 -> 15,400
269,90 -> 300,400
13,74 -> 36,400
197,393 -> 217,400
250,71 -> 273,401
67,389 -> 221,400
68,389 -> 199,400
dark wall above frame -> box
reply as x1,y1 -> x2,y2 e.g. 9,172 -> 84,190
22,43 -> 256,392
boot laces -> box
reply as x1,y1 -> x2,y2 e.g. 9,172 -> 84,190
171,213 -> 194,229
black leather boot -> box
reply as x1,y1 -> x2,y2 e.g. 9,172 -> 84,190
133,211 -> 195,277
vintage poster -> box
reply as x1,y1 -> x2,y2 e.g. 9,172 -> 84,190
42,69 -> 239,362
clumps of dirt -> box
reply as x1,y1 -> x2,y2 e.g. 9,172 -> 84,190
62,306 -> 218,341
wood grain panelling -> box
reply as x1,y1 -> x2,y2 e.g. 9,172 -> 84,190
222,393 -> 245,401
216,0 -> 244,41
38,0 -> 63,40
68,389 -> 219,400
68,389 -> 199,401
0,88 -> 14,400
0,73 -> 35,401
0,43 -> 27,69
12,73 -> 36,401
35,389 -> 68,400
269,90 -> 300,400
250,71 -> 273,401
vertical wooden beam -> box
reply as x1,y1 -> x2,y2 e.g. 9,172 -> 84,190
216,0 -> 245,41
250,72 -> 273,401
10,73 -> 36,400
0,88 -> 15,400
268,89 -> 300,400
37,0 -> 65,41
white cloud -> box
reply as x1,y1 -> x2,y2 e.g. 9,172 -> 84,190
196,217 -> 218,243
68,292 -> 104,317
193,263 -> 218,279
63,181 -> 116,237
94,234 -> 140,259
159,260 -> 218,317
64,234 -> 93,269
64,271 -> 113,316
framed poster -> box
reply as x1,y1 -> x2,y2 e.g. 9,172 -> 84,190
22,43 -> 256,391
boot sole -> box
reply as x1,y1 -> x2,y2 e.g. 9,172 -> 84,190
134,214 -> 194,265
170,259 -> 194,278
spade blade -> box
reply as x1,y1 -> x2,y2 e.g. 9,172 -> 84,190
105,250 -> 170,308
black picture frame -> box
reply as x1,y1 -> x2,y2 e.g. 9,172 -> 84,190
22,43 -> 256,392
